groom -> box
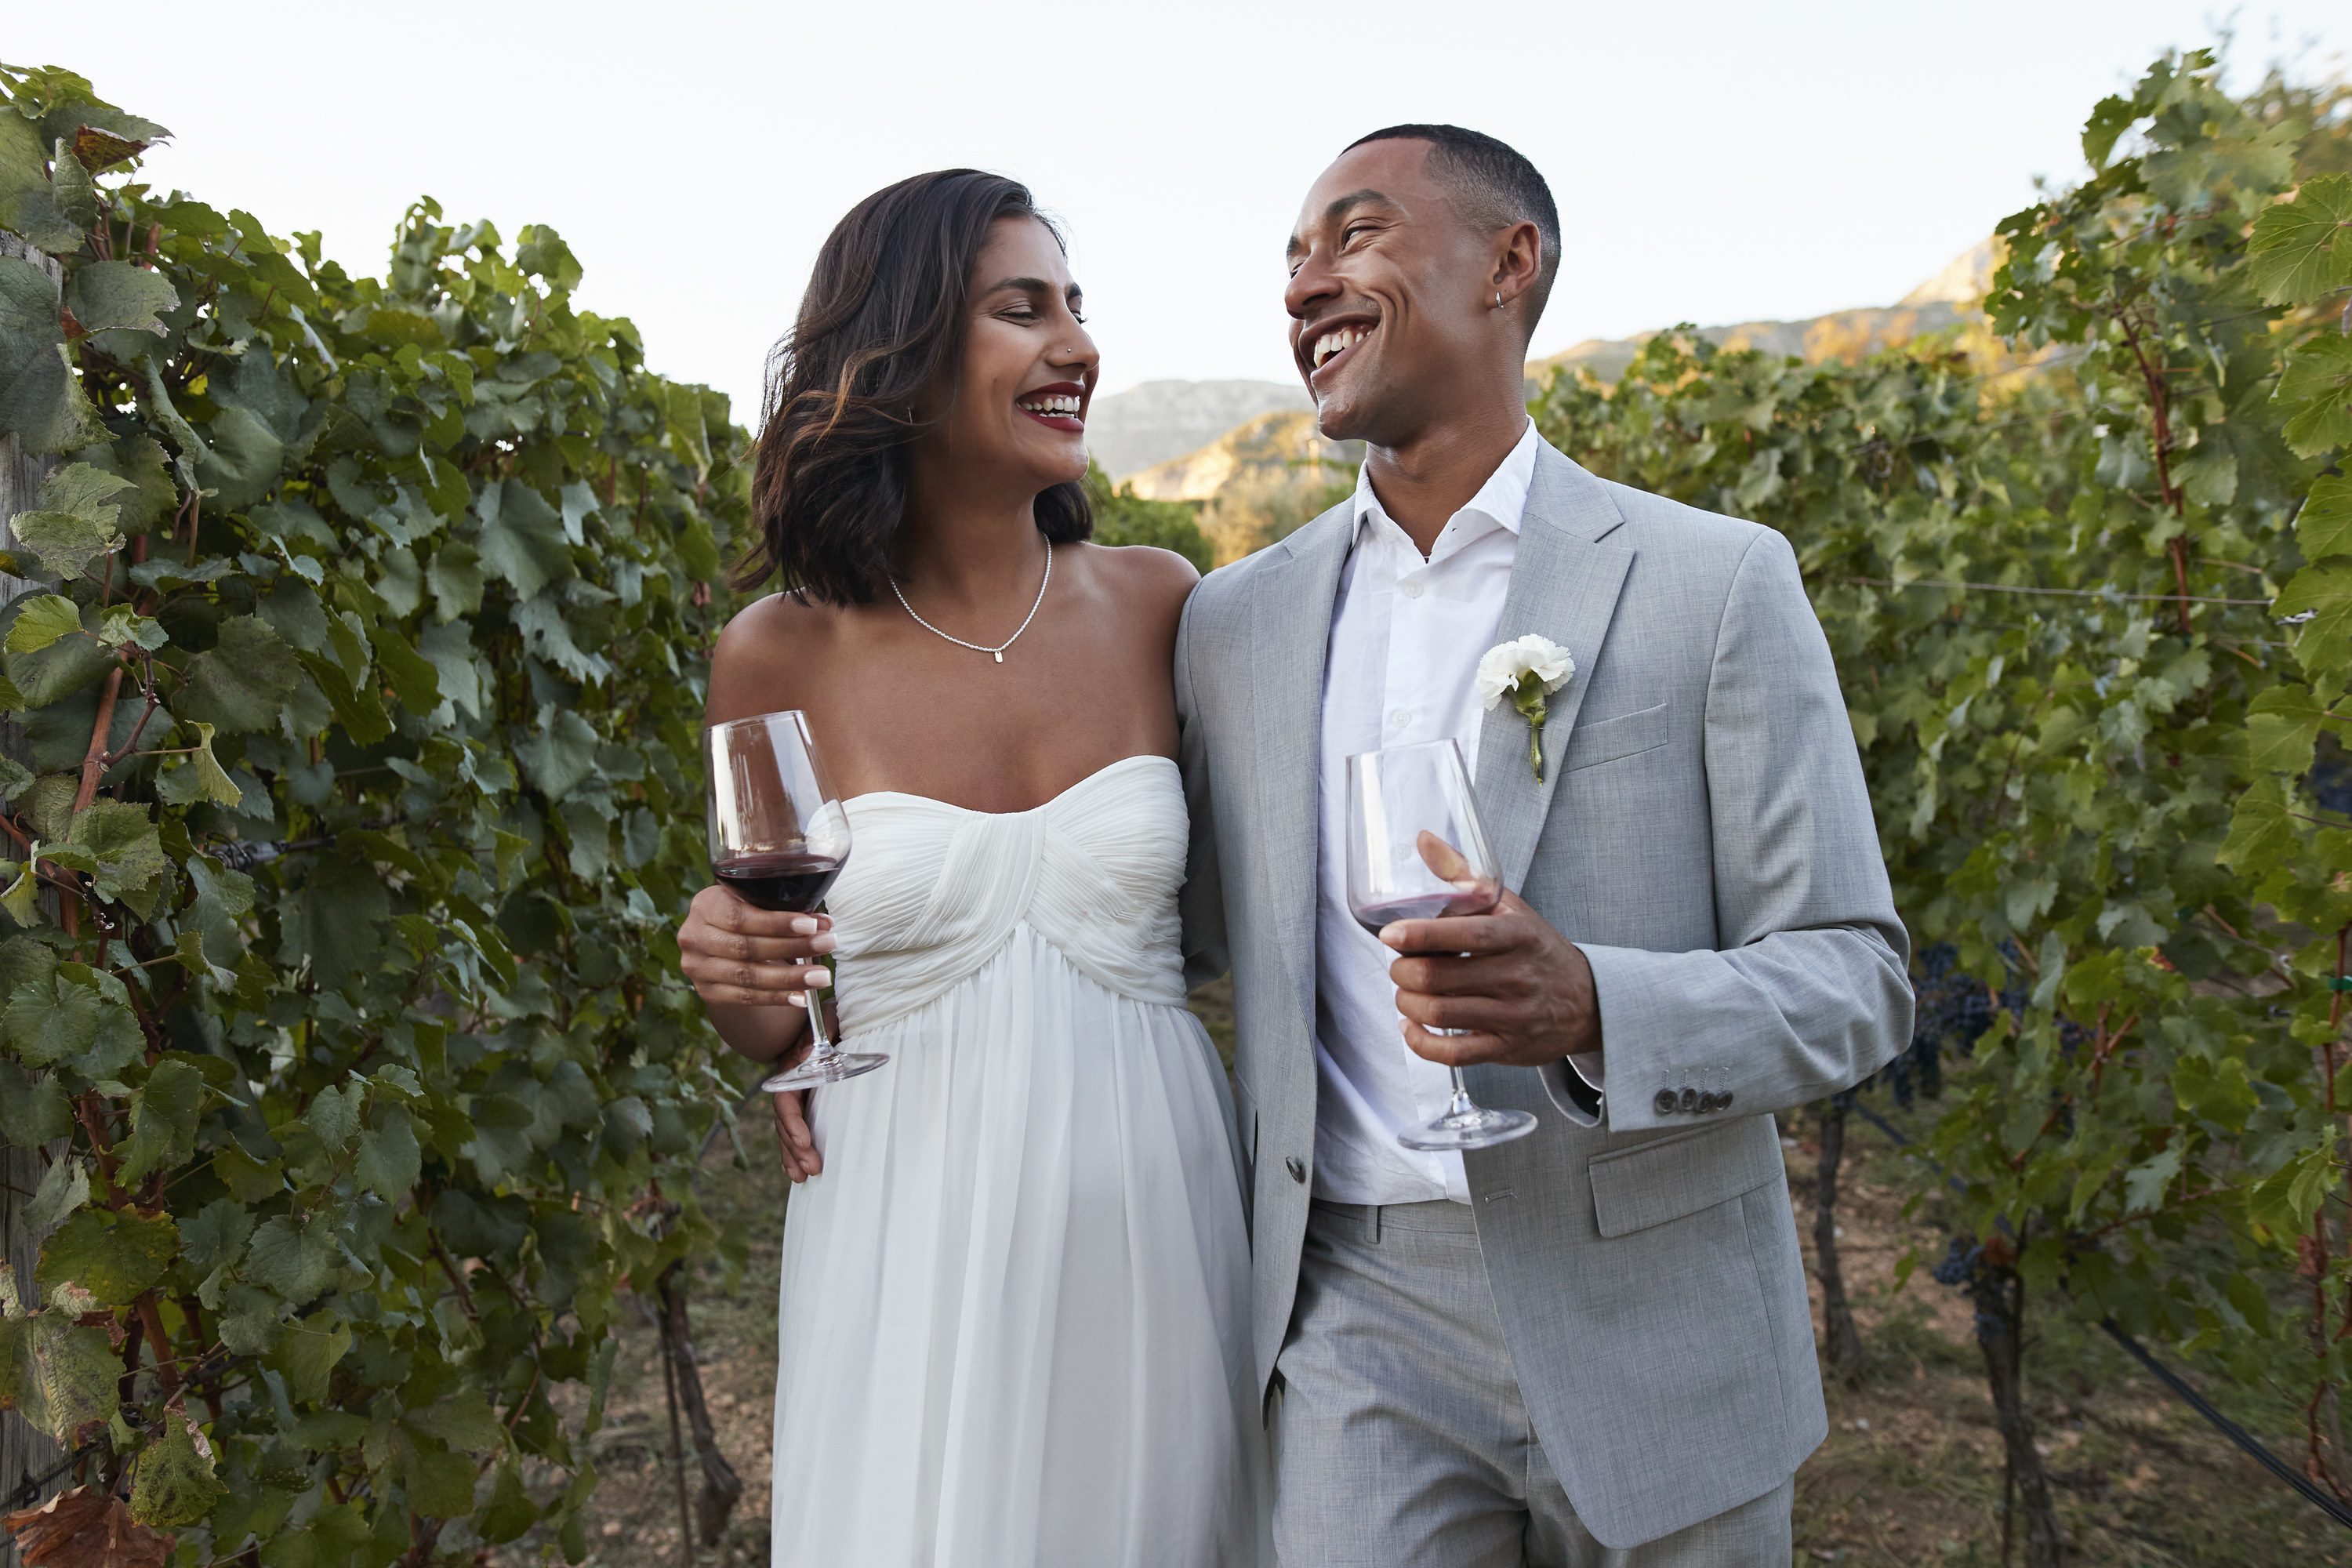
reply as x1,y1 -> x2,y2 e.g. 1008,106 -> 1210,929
1174,126 -> 1912,1563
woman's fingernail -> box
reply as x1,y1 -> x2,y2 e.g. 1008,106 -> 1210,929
804,969 -> 831,989
786,992 -> 808,1008
811,935 -> 837,953
789,917 -> 818,935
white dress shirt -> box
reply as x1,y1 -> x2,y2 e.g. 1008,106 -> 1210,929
1311,421 -> 1600,1205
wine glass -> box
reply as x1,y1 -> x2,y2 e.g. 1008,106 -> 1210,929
704,710 -> 886,1091
1345,739 -> 1538,1151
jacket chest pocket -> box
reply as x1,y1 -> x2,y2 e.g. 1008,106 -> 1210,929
1561,700 -> 1671,774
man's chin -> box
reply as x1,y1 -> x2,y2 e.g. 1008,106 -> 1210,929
1311,386 -> 1369,444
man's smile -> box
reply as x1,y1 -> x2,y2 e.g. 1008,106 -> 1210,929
1301,314 -> 1380,386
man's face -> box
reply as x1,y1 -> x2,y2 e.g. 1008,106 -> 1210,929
1284,138 -> 1500,446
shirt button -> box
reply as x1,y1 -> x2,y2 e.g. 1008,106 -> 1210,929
1389,708 -> 1412,729
1399,579 -> 1425,599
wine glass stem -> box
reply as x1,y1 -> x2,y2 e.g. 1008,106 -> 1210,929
804,982 -> 837,1065
1446,1067 -> 1477,1118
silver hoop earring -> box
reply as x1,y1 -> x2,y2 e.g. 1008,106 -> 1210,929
1494,291 -> 1504,310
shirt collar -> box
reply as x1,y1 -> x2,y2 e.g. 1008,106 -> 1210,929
1348,418 -> 1541,557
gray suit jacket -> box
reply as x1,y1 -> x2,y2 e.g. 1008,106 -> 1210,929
1173,440 -> 1912,1549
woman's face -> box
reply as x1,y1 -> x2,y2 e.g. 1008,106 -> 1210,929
923,216 -> 1096,493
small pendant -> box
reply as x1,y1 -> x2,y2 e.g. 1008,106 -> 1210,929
993,650 -> 1004,663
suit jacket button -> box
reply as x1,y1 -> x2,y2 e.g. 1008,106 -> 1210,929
1653,1088 -> 1679,1116
1718,1090 -> 1734,1111
1286,1156 -> 1306,1183
1679,1087 -> 1699,1114
1697,1091 -> 1719,1113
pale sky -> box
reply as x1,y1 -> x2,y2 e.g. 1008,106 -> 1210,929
14,2 -> 2345,423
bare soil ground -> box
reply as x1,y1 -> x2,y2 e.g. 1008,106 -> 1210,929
502,982 -> 2343,1565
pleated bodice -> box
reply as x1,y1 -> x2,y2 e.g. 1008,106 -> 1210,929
828,753 -> 1190,1034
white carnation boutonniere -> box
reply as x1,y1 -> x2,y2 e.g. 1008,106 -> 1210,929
1475,634 -> 1575,782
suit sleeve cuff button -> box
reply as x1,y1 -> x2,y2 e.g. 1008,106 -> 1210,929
1653,1088 -> 1679,1116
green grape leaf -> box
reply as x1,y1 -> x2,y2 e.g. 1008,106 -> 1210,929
21,1152 -> 89,1235
176,614 -> 300,733
474,1459 -> 536,1544
2,973 -> 143,1070
365,621 -> 440,712
411,1388 -> 502,1450
37,1205 -> 178,1302
271,1309 -> 352,1404
154,721 -> 243,808
416,619 -> 481,715
0,108 -> 82,252
2248,174 -> 2352,306
2299,474 -> 2352,564
10,510 -> 122,575
514,706 -> 600,802
274,846 -> 391,990
353,1107 -> 421,1202
62,258 -> 178,336
34,459 -> 137,524
5,593 -> 85,654
2279,334 -> 2352,459
130,1406 -> 227,1527
71,797 -> 166,900
426,539 -> 485,620
476,478 -> 574,599
400,1444 -> 479,1519
117,1057 -> 205,1185
0,1062 -> 73,1145
2081,94 -> 2140,169
242,1214 -> 338,1302
2274,559 -> 2352,687
0,1310 -> 119,1441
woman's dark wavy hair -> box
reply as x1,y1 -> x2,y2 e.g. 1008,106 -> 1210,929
744,169 -> 1092,604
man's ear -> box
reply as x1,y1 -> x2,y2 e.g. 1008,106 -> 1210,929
1492,220 -> 1544,308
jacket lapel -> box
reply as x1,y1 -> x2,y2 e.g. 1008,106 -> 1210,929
1250,503 -> 1354,1026
1474,445 -> 1636,893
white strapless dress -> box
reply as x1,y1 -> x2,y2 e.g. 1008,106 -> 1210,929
768,755 -> 1266,1566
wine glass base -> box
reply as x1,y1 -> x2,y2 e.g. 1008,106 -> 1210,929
1398,1105 -> 1538,1152
760,1052 -> 890,1092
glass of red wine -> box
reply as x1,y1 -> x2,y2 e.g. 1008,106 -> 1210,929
704,710 -> 886,1091
1345,739 -> 1537,1152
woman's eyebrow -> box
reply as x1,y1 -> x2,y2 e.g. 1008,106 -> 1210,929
982,275 -> 1057,295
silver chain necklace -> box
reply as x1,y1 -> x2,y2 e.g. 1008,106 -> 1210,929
890,539 -> 1053,664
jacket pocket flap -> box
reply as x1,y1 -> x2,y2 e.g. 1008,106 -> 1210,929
1563,701 -> 1670,773
1587,1120 -> 1780,1238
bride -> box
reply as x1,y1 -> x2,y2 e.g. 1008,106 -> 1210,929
676,169 -> 1265,1565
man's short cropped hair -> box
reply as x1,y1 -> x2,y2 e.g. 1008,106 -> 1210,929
1346,124 -> 1560,331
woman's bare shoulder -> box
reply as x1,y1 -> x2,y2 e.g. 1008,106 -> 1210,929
1079,540 -> 1200,615
709,590 -> 843,721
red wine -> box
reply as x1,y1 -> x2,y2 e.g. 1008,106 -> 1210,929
716,852 -> 844,913
1352,884 -> 1499,939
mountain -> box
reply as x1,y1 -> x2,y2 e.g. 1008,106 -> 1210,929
1116,410 -> 1362,565
1121,408 -> 1359,503
1084,379 -> 1312,481
1525,238 -> 1997,388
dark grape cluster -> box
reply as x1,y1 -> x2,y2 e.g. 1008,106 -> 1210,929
1931,1235 -> 1982,1287
2310,732 -> 2352,815
1870,942 -> 2009,1109
1930,1237 -> 2012,1345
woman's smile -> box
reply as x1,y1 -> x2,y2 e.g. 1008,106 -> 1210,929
1016,380 -> 1087,432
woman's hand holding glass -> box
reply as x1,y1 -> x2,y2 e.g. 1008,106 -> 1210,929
677,888 -> 838,1182
677,886 -> 837,1011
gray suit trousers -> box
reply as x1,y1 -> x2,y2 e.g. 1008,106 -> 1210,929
1273,1200 -> 1794,1567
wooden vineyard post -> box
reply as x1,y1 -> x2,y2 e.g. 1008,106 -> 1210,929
0,230 -> 63,1568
